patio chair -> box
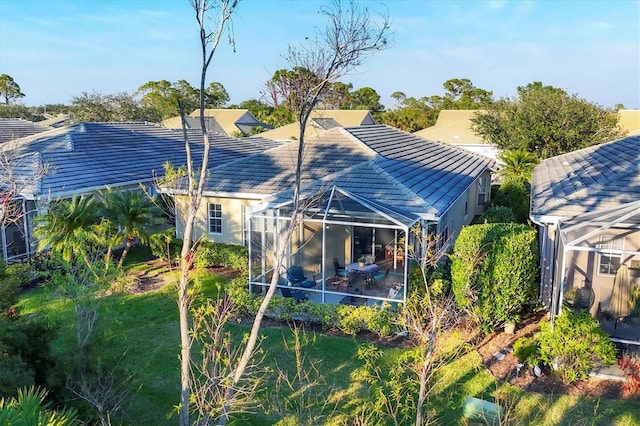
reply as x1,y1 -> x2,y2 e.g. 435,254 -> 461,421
373,268 -> 389,284
286,266 -> 316,288
332,257 -> 347,277
280,286 -> 308,303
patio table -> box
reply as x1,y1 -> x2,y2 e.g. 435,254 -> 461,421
345,262 -> 379,288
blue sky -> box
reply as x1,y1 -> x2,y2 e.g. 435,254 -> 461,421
1,0 -> 638,109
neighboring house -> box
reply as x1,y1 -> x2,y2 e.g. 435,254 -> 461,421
256,109 -> 376,141
166,124 -> 493,306
530,135 -> 640,344
0,122 -> 277,261
162,108 -> 273,136
618,109 -> 640,136
413,110 -> 501,163
0,118 -> 53,144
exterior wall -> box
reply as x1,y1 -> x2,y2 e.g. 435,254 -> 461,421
174,195 -> 263,246
439,171 -> 492,243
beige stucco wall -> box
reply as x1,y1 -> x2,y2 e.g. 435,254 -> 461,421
440,171 -> 492,242
174,195 -> 263,245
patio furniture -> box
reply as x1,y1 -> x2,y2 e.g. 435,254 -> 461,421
286,266 -> 316,288
373,268 -> 389,284
332,257 -> 347,277
280,286 -> 308,303
346,262 -> 378,288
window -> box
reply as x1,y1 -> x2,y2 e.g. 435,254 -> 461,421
477,177 -> 487,206
208,203 -> 222,234
597,235 -> 624,275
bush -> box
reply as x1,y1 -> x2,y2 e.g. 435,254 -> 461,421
538,310 -> 617,384
479,206 -> 517,224
513,336 -> 540,367
492,177 -> 530,223
149,228 -> 182,263
193,240 -> 248,272
450,223 -> 539,333
619,351 -> 640,394
0,261 -> 33,310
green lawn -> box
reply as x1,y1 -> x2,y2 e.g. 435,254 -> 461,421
16,269 -> 640,425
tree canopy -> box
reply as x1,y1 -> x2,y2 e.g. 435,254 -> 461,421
0,74 -> 25,105
137,80 -> 230,120
470,82 -> 624,159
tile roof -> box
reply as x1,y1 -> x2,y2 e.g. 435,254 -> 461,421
200,124 -> 493,220
3,122 -> 273,199
0,118 -> 52,144
531,135 -> 640,218
257,110 -> 375,141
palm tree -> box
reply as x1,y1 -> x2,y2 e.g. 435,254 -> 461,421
0,386 -> 80,425
498,149 -> 538,183
100,189 -> 163,267
34,195 -> 99,262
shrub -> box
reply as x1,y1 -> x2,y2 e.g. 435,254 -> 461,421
492,177 -> 529,223
149,228 -> 182,263
538,310 -> 617,383
479,206 -> 517,224
193,240 -> 248,272
619,351 -> 640,394
450,223 -> 539,333
0,261 -> 32,310
513,336 -> 540,367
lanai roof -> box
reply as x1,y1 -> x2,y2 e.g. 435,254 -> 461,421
531,135 -> 640,219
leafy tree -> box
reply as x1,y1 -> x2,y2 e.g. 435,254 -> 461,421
0,104 -> 32,119
390,91 -> 406,109
320,81 -> 353,109
377,103 -> 434,132
138,79 -> 230,120
348,86 -> 384,113
265,67 -> 322,113
471,81 -> 624,159
204,81 -> 230,107
0,74 -> 25,105
70,91 -> 155,122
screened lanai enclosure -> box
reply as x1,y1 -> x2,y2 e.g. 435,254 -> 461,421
248,186 -> 428,307
551,201 -> 640,345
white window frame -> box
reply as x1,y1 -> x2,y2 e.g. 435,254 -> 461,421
208,203 -> 223,235
597,235 -> 624,276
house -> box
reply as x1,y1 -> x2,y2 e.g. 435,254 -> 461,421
413,110 -> 501,163
0,118 -> 53,144
618,109 -> 640,136
166,124 -> 494,306
0,122 -> 277,261
256,109 -> 376,141
162,108 -> 273,136
530,135 -> 640,344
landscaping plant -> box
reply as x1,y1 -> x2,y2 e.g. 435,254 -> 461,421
538,310 -> 617,384
450,223 -> 539,333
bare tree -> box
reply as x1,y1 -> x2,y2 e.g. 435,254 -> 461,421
218,1 -> 390,424
177,1 -> 239,426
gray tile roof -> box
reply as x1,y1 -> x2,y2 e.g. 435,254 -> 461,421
201,125 -> 493,220
0,118 -> 52,144
3,122 -> 272,199
531,135 -> 640,218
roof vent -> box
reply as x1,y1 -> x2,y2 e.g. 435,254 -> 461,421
562,161 -> 569,166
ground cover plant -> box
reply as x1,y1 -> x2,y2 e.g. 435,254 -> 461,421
11,248 -> 640,425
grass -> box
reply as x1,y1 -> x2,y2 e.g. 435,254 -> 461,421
15,257 -> 640,425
